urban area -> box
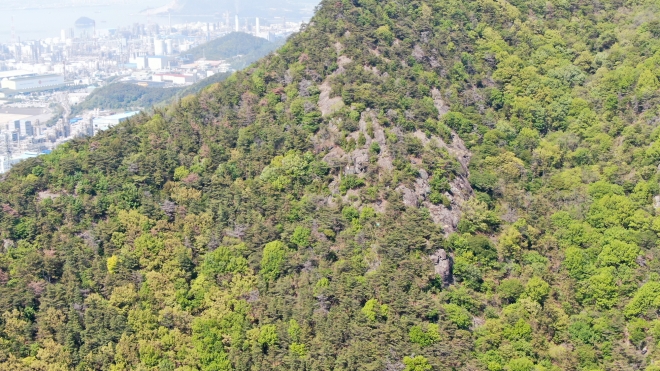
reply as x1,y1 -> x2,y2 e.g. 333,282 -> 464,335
0,10 -> 304,173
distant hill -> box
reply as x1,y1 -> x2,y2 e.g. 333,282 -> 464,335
72,84 -> 179,113
72,33 -> 279,113
72,72 -> 231,114
186,32 -> 284,70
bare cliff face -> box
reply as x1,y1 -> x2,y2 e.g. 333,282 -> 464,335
426,88 -> 474,234
314,54 -> 474,235
313,54 -> 475,286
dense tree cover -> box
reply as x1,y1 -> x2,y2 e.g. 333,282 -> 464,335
2,0 -> 660,370
71,83 -> 181,114
72,73 -> 232,115
186,33 -> 285,71
74,33 -> 281,115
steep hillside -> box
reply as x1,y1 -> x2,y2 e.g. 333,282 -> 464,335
2,0 -> 660,370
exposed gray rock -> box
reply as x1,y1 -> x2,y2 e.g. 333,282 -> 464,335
421,31 -> 430,44
337,55 -> 352,72
323,147 -> 349,170
161,200 -> 177,218
410,89 -> 475,234
245,290 -> 260,303
431,88 -> 450,117
428,203 -> 460,233
284,69 -> 294,85
473,316 -> 486,329
3,239 -> 14,250
38,190 -> 61,200
412,44 -> 425,61
430,249 -> 453,287
384,361 -> 405,371
317,55 -> 352,116
334,42 -> 344,54
397,185 -> 418,207
299,79 -> 313,97
415,178 -> 431,199
351,150 -> 369,174
318,81 -> 345,116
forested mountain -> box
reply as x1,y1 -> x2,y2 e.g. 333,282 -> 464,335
71,72 -> 231,115
2,0 -> 660,370
186,32 -> 285,71
71,33 -> 280,114
71,84 -> 180,114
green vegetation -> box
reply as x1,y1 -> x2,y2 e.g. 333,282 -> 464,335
73,33 -> 281,114
71,83 -> 180,113
71,72 -> 232,115
2,0 -> 660,370
186,32 -> 285,70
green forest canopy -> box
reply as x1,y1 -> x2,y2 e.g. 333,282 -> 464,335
71,72 -> 231,114
2,0 -> 660,370
186,32 -> 285,70
72,33 -> 282,114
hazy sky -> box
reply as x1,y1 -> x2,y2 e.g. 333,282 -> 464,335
0,0 -> 321,42
0,0 -> 320,13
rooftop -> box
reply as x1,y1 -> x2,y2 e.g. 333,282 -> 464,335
97,111 -> 140,120
8,74 -> 63,82
0,70 -> 35,79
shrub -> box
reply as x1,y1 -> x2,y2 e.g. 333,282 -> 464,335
443,303 -> 472,329
525,277 -> 550,303
339,175 -> 366,194
291,226 -> 311,248
261,241 -> 287,282
498,278 -> 525,303
403,355 -> 432,371
409,324 -> 441,346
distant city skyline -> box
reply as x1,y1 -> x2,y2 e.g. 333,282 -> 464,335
0,0 -> 320,43
0,0 -> 318,174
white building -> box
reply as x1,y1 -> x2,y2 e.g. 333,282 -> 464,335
152,73 -> 195,85
0,152 -> 40,174
129,56 -> 148,70
154,39 -> 166,55
92,112 -> 139,132
147,56 -> 170,70
0,74 -> 65,91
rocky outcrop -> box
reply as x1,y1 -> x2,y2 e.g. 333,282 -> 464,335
318,82 -> 345,117
318,55 -> 352,117
319,110 -> 393,179
423,89 -> 474,234
430,249 -> 453,287
38,190 -> 61,201
314,81 -> 471,287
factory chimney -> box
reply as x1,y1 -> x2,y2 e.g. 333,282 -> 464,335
235,15 -> 239,32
